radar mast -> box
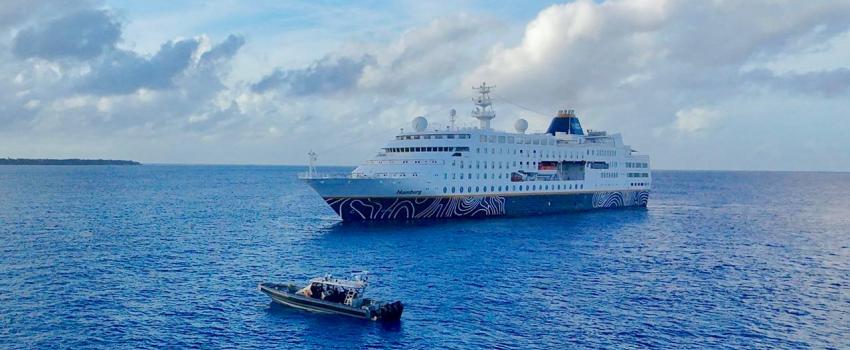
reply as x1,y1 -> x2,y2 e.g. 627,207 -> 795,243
472,82 -> 496,129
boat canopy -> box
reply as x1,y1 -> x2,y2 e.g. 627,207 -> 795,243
309,276 -> 367,290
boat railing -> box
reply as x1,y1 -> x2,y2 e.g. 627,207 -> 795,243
298,172 -> 360,179
298,172 -> 413,180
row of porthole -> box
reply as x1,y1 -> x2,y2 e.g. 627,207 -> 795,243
443,183 -> 585,194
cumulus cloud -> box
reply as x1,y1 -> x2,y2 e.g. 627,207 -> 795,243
3,0 -> 850,169
0,0 -> 95,30
251,14 -> 502,98
80,39 -> 200,95
672,107 -> 720,133
251,54 -> 376,95
465,0 -> 850,115
200,34 -> 245,64
12,9 -> 121,60
0,0 -> 247,150
359,14 -> 504,95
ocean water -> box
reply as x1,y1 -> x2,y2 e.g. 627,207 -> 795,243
1,165 -> 848,349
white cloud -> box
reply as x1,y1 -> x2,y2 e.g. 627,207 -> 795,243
2,0 -> 850,170
672,107 -> 720,133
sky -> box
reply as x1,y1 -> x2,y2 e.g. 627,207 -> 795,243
1,0 -> 850,171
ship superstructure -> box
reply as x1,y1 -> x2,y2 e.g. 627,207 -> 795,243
301,83 -> 651,221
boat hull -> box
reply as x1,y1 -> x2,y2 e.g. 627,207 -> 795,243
259,284 -> 370,319
323,190 -> 650,221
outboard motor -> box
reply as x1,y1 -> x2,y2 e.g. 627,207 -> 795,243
374,301 -> 404,321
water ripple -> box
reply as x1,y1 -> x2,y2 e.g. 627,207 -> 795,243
0,167 -> 848,348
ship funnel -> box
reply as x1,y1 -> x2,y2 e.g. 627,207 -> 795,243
546,109 -> 584,135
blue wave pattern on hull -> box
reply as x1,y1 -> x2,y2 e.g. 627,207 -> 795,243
325,190 -> 650,221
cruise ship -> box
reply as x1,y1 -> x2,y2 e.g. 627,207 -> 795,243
301,83 -> 651,221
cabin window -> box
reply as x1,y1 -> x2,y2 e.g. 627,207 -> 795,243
447,134 -> 455,139
452,187 -> 456,193
443,187 -> 447,193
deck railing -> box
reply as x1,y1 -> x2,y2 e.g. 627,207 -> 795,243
298,172 -> 415,180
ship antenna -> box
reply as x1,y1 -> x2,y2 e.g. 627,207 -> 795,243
472,82 -> 496,129
307,150 -> 317,178
449,108 -> 457,130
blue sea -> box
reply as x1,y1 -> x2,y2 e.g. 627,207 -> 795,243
1,165 -> 848,349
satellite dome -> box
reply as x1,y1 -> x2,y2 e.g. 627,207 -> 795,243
514,118 -> 528,133
412,116 -> 428,132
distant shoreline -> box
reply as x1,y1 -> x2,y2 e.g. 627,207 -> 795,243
0,158 -> 141,165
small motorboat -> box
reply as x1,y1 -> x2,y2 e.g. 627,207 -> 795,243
259,273 -> 403,321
